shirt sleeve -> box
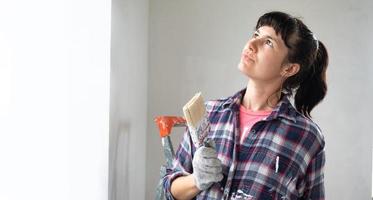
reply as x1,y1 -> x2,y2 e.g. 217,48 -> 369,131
162,127 -> 195,200
301,149 -> 326,200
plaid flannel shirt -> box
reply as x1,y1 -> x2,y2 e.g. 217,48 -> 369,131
162,88 -> 325,200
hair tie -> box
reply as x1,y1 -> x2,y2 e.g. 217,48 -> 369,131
312,34 -> 319,51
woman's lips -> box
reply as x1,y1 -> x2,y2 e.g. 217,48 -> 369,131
242,53 -> 255,62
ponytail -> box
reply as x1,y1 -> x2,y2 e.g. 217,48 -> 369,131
294,41 -> 328,118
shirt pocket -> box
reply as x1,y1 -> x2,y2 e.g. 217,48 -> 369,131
265,151 -> 300,199
237,149 -> 300,200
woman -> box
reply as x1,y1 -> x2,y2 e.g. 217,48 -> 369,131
163,11 -> 328,200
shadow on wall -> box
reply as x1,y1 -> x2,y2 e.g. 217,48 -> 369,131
110,122 -> 130,200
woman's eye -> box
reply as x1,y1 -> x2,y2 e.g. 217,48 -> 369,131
265,40 -> 273,47
252,33 -> 259,38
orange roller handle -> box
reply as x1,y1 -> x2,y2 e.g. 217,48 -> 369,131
154,116 -> 186,137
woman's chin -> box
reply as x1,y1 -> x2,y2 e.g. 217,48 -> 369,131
237,64 -> 251,77
238,62 -> 251,73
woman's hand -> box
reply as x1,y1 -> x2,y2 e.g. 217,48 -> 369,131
192,139 -> 224,190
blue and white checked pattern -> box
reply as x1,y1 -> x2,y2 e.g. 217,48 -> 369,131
162,88 -> 325,200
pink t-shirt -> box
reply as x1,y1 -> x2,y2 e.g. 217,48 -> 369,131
239,105 -> 272,144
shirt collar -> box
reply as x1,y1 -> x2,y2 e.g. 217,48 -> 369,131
222,88 -> 297,123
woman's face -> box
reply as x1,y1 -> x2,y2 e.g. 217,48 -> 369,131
238,26 -> 289,82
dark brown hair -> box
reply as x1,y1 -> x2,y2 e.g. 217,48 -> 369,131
256,11 -> 328,118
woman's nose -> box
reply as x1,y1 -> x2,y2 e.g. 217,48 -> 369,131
247,39 -> 258,54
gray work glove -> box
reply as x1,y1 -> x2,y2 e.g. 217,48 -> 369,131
192,139 -> 224,191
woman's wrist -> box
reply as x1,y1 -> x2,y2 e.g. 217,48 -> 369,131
170,174 -> 201,200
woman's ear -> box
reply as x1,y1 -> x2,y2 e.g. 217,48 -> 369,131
281,63 -> 300,77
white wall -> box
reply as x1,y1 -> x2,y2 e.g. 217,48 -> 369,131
146,1 -> 373,200
67,0 -> 111,199
0,0 -> 111,200
109,0 -> 148,199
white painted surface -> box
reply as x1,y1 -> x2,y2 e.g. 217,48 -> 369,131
0,0 -> 111,199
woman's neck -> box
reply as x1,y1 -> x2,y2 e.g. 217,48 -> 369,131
242,79 -> 281,111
